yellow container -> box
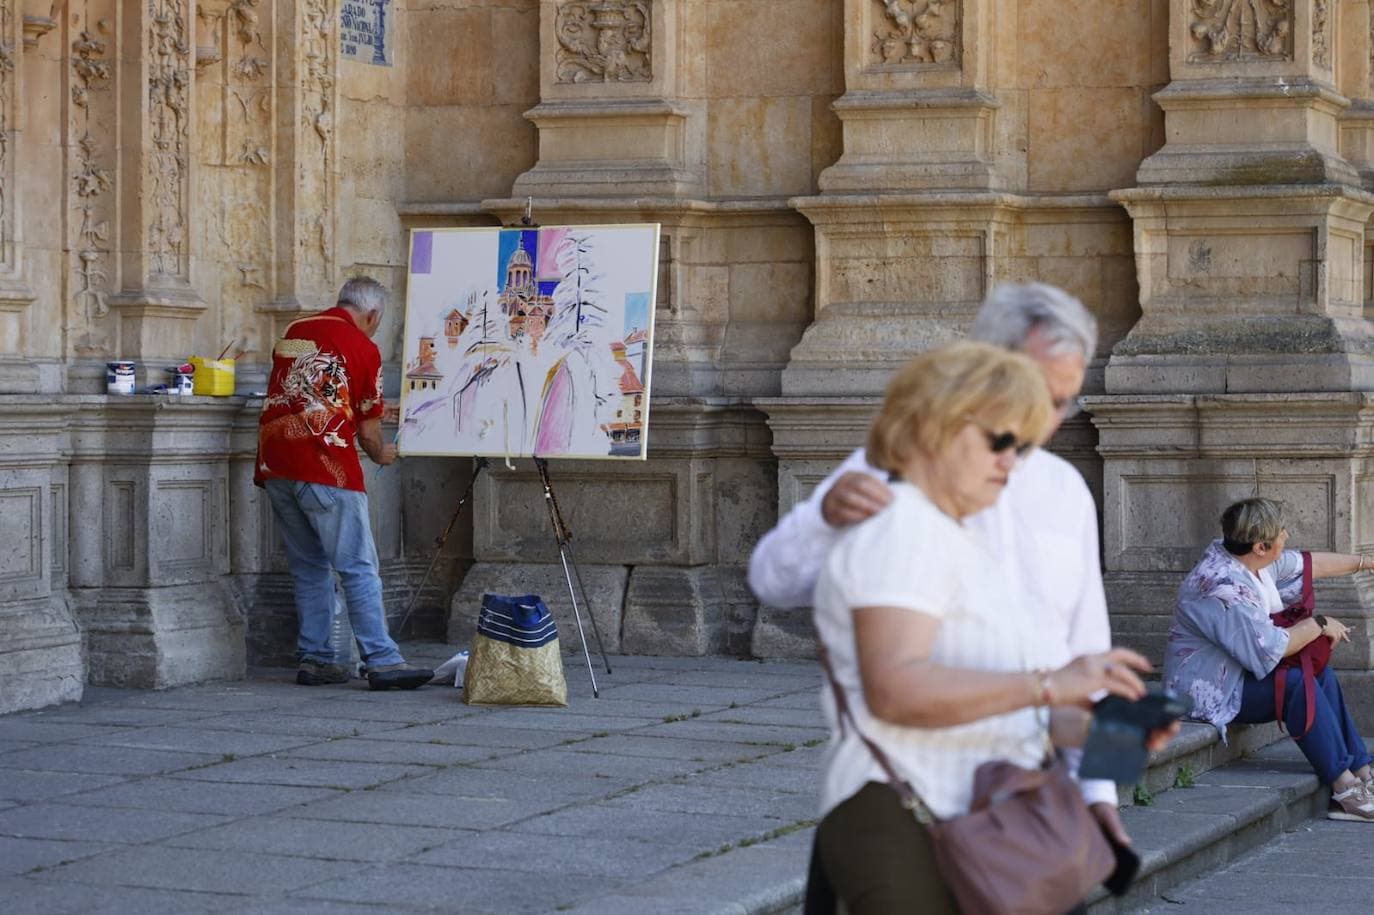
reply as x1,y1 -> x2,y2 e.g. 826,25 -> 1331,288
189,357 -> 236,396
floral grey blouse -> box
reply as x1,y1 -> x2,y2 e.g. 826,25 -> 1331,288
1163,540 -> 1303,738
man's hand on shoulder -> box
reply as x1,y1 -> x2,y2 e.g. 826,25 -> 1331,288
821,472 -> 894,528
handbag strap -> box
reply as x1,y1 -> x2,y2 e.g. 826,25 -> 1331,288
817,643 -> 937,824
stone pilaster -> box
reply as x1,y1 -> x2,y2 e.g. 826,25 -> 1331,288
0,0 -> 39,391
106,0 -> 209,365
67,397 -> 245,688
511,0 -> 704,197
0,397 -> 84,714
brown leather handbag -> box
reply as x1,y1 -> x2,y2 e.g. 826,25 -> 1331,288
819,647 -> 1115,915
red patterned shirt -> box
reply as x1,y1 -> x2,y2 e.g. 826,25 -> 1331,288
255,307 -> 385,492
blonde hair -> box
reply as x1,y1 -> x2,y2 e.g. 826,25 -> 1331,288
1221,498 -> 1286,555
866,342 -> 1055,474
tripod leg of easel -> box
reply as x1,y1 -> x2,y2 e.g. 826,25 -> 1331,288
563,542 -> 612,675
556,544 -> 599,698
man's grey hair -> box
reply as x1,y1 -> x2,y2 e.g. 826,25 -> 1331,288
337,276 -> 390,315
970,282 -> 1098,359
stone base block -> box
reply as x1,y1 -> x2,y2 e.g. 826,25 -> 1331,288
1332,671 -> 1374,735
0,596 -> 85,714
449,561 -> 627,655
750,604 -> 818,660
621,565 -> 756,657
237,573 -> 298,668
74,582 -> 246,688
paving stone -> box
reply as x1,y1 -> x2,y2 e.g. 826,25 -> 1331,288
55,776 -> 343,816
228,900 -> 394,915
186,712 -> 415,740
32,845 -> 359,895
167,756 -> 429,790
648,668 -> 819,691
412,829 -> 702,878
0,739 -> 37,755
0,803 -> 230,843
290,789 -> 553,830
754,744 -> 829,769
358,722 -> 585,750
76,725 -> 317,757
469,747 -> 716,781
466,708 -> 660,733
0,769 -> 128,802
280,737 -> 502,767
0,744 -> 220,776
604,782 -> 818,822
637,719 -> 828,747
162,815 -> 472,863
565,733 -> 774,764
276,698 -> 477,725
508,802 -> 790,847
546,696 -> 717,720
98,691 -> 288,714
0,721 -> 125,743
379,766 -> 636,805
679,760 -> 821,795
0,876 -> 227,914
697,704 -> 824,729
26,705 -> 221,728
590,683 -> 780,706
290,862 -> 609,913
0,836 -> 116,877
754,692 -> 832,711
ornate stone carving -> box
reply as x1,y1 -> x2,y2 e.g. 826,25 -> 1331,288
298,0 -> 336,292
1311,0 -> 1329,71
555,0 -> 651,84
147,1 -> 192,281
870,0 -> 960,67
0,0 -> 14,272
1188,0 -> 1293,63
70,16 -> 113,341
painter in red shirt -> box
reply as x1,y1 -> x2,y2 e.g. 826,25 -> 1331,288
255,277 -> 431,691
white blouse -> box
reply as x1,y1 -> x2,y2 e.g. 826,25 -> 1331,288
812,481 -> 1055,821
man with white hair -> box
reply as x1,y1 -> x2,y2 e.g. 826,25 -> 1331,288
750,282 -> 1145,848
256,277 -> 433,691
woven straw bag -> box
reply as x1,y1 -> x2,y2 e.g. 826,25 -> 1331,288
462,594 -> 568,707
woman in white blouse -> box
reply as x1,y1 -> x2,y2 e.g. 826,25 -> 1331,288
810,342 -> 1152,914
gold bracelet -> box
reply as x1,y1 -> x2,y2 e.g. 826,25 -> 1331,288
1360,556 -> 1369,573
1031,668 -> 1054,707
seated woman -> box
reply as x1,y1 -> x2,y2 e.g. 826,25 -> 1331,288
811,342 -> 1153,914
1164,497 -> 1374,822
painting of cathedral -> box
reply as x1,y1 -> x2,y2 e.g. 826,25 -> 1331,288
398,224 -> 659,460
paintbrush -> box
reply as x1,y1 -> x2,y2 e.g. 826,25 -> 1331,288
214,338 -> 239,361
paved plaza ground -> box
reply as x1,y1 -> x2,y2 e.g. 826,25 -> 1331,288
2,642 -> 1370,914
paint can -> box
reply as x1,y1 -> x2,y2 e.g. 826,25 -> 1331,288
165,369 -> 194,395
106,361 -> 136,395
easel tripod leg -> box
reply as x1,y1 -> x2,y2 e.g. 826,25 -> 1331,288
563,542 -> 612,674
557,544 -> 599,698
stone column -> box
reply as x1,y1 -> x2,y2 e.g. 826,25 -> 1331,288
106,0 -> 210,367
1099,0 -> 1374,723
511,0 -> 703,197
66,397 -> 246,688
0,397 -> 84,714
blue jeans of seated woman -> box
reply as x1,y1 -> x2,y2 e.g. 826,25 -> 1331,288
1235,666 -> 1372,785
264,479 -> 405,669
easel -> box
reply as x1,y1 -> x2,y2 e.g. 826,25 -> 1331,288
396,199 -> 613,697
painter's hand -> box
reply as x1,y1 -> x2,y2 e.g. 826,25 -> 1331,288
821,472 -> 894,528
375,443 -> 399,466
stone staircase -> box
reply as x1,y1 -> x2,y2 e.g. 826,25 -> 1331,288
1088,721 -> 1326,913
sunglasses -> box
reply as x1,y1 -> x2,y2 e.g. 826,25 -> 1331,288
968,421 -> 1035,458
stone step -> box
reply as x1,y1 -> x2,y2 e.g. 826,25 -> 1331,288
1091,739 -> 1327,913
1118,720 -> 1285,808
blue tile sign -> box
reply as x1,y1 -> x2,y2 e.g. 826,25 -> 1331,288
341,0 -> 392,66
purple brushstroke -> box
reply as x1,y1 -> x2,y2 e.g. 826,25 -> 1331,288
534,361 -> 574,455
411,231 -> 433,274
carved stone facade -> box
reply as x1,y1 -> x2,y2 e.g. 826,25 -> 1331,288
10,1 -> 1374,728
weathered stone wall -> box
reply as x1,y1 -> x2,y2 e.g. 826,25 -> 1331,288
7,1 -> 1374,725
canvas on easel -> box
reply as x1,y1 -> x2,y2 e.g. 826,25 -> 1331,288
398,224 -> 659,461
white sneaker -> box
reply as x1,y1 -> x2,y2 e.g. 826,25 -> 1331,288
1329,783 -> 1374,822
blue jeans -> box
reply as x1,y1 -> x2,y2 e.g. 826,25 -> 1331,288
264,479 -> 404,669
1235,666 -> 1372,785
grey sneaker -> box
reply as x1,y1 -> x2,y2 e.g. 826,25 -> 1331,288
296,659 -> 350,686
1328,783 -> 1374,822
366,662 -> 433,691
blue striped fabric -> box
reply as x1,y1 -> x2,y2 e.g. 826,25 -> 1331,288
477,594 -> 559,648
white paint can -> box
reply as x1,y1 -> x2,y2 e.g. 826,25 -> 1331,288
106,361 -> 136,395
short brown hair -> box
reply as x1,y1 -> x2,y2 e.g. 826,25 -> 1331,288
1221,498 -> 1285,555
866,342 -> 1055,474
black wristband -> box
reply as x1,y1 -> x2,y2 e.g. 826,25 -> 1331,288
1315,614 -> 1329,629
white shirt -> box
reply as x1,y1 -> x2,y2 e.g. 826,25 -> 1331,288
748,446 -> 1118,807
814,482 -> 1052,820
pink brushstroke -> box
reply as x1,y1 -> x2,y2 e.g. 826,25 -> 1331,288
536,227 -> 569,278
534,360 -> 574,455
